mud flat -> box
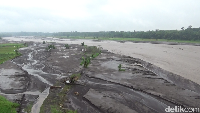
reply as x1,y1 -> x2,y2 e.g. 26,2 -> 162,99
3,37 -> 200,85
1,37 -> 200,113
61,51 -> 200,113
0,40 -> 86,112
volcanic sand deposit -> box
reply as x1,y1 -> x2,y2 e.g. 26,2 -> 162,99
4,37 -> 200,85
1,37 -> 200,113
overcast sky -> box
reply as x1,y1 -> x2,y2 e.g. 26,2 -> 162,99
0,0 -> 200,32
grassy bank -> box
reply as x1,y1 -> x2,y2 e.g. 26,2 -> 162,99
56,36 -> 200,44
0,95 -> 19,113
0,43 -> 26,64
40,83 -> 77,113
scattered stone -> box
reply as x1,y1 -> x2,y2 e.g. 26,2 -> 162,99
74,92 -> 79,96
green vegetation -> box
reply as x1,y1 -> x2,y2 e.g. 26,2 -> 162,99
46,44 -> 56,51
80,56 -> 91,68
40,84 -> 75,113
43,41 -> 45,44
57,36 -> 200,44
70,73 -> 81,79
84,46 -> 101,57
65,44 -> 69,49
48,44 -> 56,49
50,105 -> 62,113
2,28 -> 200,42
24,102 -> 33,113
24,43 -> 28,47
81,42 -> 84,46
53,28 -> 200,41
91,53 -> 100,58
70,73 -> 81,83
0,43 -> 25,64
0,95 -> 19,113
118,64 -> 125,71
80,46 -> 101,68
95,37 -> 200,43
50,106 -> 77,113
40,73 -> 82,113
15,50 -> 20,55
67,110 -> 77,113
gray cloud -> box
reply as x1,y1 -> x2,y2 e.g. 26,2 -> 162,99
0,0 -> 200,32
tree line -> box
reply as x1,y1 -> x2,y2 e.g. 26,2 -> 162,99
54,28 -> 200,41
1,27 -> 200,41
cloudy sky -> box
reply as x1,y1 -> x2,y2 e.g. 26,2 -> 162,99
0,0 -> 200,32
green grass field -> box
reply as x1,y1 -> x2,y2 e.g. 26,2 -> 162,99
0,95 -> 19,113
56,36 -> 200,44
0,43 -> 26,64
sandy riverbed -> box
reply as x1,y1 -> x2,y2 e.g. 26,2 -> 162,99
3,37 -> 200,85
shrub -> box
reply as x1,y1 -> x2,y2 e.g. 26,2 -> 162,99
65,44 -> 69,49
81,42 -> 84,46
118,64 -> 125,71
15,50 -> 20,55
91,53 -> 100,58
70,73 -> 81,83
0,95 -> 19,113
80,56 -> 90,68
47,45 -> 56,49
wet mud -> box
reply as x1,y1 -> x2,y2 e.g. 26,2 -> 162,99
65,51 -> 200,113
1,37 -> 200,113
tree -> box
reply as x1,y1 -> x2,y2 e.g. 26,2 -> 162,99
81,42 -> 84,46
65,44 -> 69,49
188,25 -> 192,29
